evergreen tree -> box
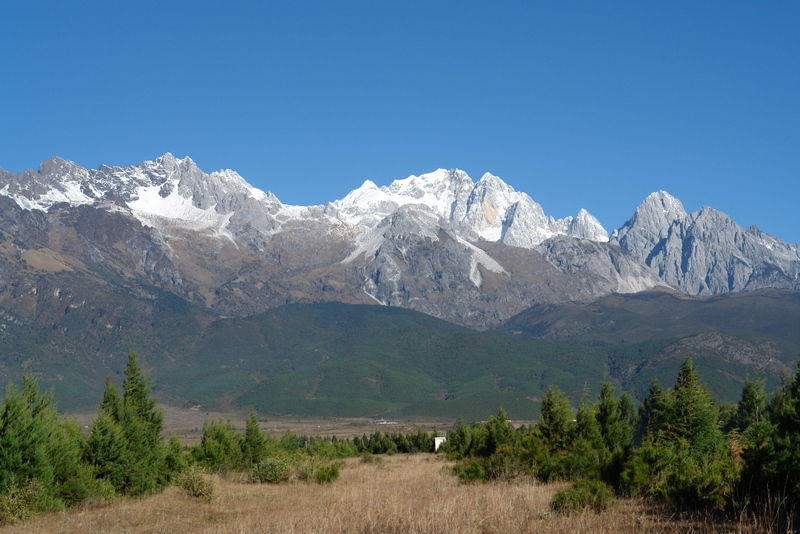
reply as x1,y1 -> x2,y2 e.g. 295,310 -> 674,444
593,383 -> 635,489
596,383 -> 633,453
122,351 -> 163,446
636,380 -> 665,444
482,408 -> 516,457
191,421 -> 244,471
86,351 -> 170,495
241,412 -> 267,465
567,397 -> 605,479
0,382 -> 54,499
84,412 -> 127,491
98,378 -> 123,422
0,377 -> 98,514
536,387 -> 573,451
660,359 -> 721,455
622,359 -> 735,509
739,363 -> 800,526
734,378 -> 767,431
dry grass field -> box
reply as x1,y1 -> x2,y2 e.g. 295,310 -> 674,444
0,454 -> 773,534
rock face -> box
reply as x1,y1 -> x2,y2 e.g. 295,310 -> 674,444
611,192 -> 800,295
0,155 -> 795,329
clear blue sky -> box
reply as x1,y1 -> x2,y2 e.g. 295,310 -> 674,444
1,1 -> 798,241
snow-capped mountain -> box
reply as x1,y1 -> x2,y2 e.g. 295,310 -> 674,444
0,154 -> 795,329
327,168 -> 608,247
0,154 -> 323,244
0,156 -> 606,251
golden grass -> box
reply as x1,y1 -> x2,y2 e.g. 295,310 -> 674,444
0,455 -> 771,534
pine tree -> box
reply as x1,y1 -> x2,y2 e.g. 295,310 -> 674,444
622,359 -> 735,509
86,351 -> 170,495
483,408 -> 516,457
192,421 -> 244,471
84,411 -> 127,491
740,362 -> 800,525
0,378 -> 97,514
636,380 -> 665,444
734,378 -> 767,431
536,387 -> 573,451
241,412 -> 267,465
98,377 -> 123,422
660,359 -> 721,455
122,351 -> 163,446
0,382 -> 54,498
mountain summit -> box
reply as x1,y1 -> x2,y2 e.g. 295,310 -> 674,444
0,155 -> 796,329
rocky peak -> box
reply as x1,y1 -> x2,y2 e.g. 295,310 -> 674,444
611,190 -> 686,257
566,209 -> 609,242
609,191 -> 800,296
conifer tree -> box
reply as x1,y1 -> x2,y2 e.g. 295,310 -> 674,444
483,408 -> 516,456
536,387 -> 573,451
740,363 -> 800,524
734,378 -> 767,431
0,377 -> 97,513
84,411 -> 127,491
241,412 -> 267,465
85,351 -> 169,495
0,382 -> 54,498
122,351 -> 163,446
192,421 -> 244,471
636,380 -> 665,444
622,359 -> 735,509
660,359 -> 721,454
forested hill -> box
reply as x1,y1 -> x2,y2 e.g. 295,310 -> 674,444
2,292 -> 798,418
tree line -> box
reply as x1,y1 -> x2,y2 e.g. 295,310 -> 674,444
0,352 -> 436,524
441,358 -> 800,527
2,352 -> 797,528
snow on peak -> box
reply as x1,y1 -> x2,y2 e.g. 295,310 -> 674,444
327,168 -> 609,247
0,155 -> 611,249
329,168 -> 473,226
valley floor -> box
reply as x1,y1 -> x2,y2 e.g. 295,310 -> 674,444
0,455 -> 770,534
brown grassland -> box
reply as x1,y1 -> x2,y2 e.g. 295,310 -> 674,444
0,454 -> 774,534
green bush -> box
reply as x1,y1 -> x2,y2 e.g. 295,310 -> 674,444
296,458 -> 342,484
250,458 -> 290,484
451,459 -> 487,483
0,478 -> 49,525
174,467 -> 214,501
313,462 -> 342,484
550,479 -> 616,513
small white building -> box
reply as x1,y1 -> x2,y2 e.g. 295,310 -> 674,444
434,436 -> 447,451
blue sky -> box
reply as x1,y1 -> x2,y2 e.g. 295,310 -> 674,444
1,1 -> 798,241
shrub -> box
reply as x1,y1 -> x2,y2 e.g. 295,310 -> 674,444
451,459 -> 487,483
313,462 -> 342,484
296,458 -> 342,484
250,458 -> 290,484
551,479 -> 616,514
0,479 -> 49,525
359,452 -> 382,465
174,467 -> 214,501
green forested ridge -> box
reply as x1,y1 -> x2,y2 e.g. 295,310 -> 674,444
1,293 -> 798,417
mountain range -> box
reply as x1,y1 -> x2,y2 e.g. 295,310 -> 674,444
0,154 -> 797,415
